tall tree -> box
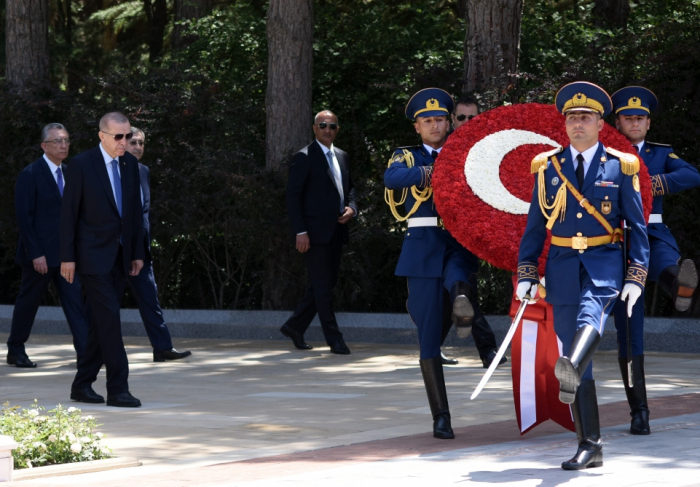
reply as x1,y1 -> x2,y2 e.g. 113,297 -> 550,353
5,0 -> 50,89
265,0 -> 313,171
172,0 -> 213,50
462,0 -> 524,93
593,0 -> 630,29
143,0 -> 168,63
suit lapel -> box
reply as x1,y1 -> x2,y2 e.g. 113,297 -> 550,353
139,165 -> 150,212
92,147 -> 120,215
581,144 -> 603,192
38,158 -> 62,201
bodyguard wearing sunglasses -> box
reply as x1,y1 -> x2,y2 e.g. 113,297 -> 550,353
451,95 -> 479,131
281,110 -> 357,355
60,112 -> 145,408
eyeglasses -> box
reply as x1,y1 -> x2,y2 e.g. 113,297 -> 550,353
101,131 -> 133,141
317,122 -> 338,130
456,114 -> 476,122
44,138 -> 71,145
129,140 -> 145,147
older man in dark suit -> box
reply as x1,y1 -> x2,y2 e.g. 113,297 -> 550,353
60,112 -> 144,408
7,123 -> 89,368
125,127 -> 191,362
280,110 -> 357,355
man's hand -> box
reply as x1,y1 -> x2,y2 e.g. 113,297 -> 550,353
338,207 -> 356,225
296,234 -> 310,253
516,282 -> 538,304
130,260 -> 144,276
620,283 -> 642,317
61,262 -> 76,283
33,256 -> 48,274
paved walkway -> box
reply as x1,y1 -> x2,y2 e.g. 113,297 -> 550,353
2,333 -> 700,486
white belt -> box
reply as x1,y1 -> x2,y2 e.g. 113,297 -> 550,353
648,214 -> 662,224
407,217 -> 438,227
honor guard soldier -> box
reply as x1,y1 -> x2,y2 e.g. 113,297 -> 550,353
610,86 -> 700,435
384,88 -> 500,440
516,82 -> 650,470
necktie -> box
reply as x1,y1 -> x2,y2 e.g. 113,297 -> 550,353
56,167 -> 64,197
111,160 -> 123,217
431,150 -> 438,160
634,145 -> 640,154
575,153 -> 585,188
326,150 -> 344,213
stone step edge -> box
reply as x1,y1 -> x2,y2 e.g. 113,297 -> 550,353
12,456 -> 141,481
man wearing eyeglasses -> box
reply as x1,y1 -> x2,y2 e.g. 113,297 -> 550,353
124,127 -> 191,363
451,95 -> 480,131
60,112 -> 145,408
281,110 -> 357,355
7,123 -> 89,369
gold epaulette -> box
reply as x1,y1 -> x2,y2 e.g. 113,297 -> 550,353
606,147 -> 639,175
530,147 -> 563,174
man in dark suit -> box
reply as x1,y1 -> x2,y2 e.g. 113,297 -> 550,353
7,123 -> 89,368
125,127 -> 191,362
60,112 -> 144,408
281,110 -> 357,355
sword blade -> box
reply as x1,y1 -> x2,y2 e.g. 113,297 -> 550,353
471,295 -> 530,400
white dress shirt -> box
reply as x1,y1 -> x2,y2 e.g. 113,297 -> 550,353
570,142 -> 599,178
99,143 -> 121,206
635,140 -> 645,153
316,140 -> 344,211
423,144 -> 442,156
42,154 -> 62,184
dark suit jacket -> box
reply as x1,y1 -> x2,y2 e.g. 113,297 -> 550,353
285,140 -> 357,245
15,157 -> 66,267
59,146 -> 144,275
138,163 -> 152,261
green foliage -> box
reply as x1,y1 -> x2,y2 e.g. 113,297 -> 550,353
0,401 -> 111,469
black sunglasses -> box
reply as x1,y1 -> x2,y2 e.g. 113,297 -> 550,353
456,114 -> 476,122
317,122 -> 338,130
101,131 -> 134,141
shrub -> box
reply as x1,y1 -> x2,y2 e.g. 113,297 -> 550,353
0,401 -> 111,469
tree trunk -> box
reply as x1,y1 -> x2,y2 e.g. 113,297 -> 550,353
172,0 -> 213,50
265,0 -> 313,171
5,0 -> 50,89
593,0 -> 630,29
143,0 -> 168,63
462,0 -> 524,93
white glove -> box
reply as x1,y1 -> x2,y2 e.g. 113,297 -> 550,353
516,282 -> 538,304
620,283 -> 642,317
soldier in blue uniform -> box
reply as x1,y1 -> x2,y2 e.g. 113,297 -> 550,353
517,82 -> 650,470
384,88 -> 500,439
610,86 -> 700,436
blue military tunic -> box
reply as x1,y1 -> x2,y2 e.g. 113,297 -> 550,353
613,142 -> 700,356
518,143 -> 650,378
385,145 -> 479,359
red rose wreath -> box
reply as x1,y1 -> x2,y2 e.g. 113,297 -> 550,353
433,103 -> 653,274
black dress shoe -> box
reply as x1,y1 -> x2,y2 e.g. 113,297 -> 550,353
329,340 -> 351,355
482,350 -> 507,369
153,348 -> 192,362
106,392 -> 142,408
6,353 -> 37,368
70,387 -> 105,404
280,324 -> 313,350
440,352 -> 458,365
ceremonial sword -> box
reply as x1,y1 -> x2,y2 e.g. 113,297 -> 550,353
623,220 -> 633,388
471,292 -> 532,400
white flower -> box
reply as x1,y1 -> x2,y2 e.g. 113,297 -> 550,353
80,436 -> 91,444
33,415 -> 47,423
67,407 -> 77,413
26,460 -> 32,468
48,435 -> 57,442
28,409 -> 39,417
95,432 -> 104,439
68,433 -> 76,442
70,442 -> 82,453
23,434 -> 34,441
84,415 -> 94,421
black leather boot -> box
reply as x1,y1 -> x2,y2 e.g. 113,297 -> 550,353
562,380 -> 603,470
420,356 -> 455,439
554,325 -> 601,404
618,355 -> 650,435
450,281 -> 474,338
658,260 -> 698,312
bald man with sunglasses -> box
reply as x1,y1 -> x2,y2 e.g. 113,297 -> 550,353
281,110 -> 357,355
60,111 -> 144,408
